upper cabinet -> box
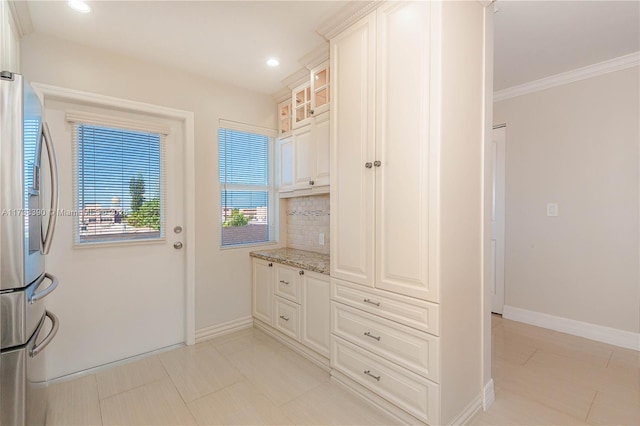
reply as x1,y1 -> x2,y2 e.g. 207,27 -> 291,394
292,60 -> 331,130
278,99 -> 292,136
277,58 -> 331,196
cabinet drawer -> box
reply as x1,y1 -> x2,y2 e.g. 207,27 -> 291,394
332,302 -> 439,382
275,265 -> 301,303
331,336 -> 439,424
331,278 -> 439,335
274,297 -> 300,340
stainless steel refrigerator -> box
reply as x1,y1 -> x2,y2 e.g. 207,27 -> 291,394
0,71 -> 60,426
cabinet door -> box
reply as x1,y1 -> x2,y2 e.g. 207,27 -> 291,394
330,12 -> 376,286
314,111 -> 330,187
375,1 -> 437,301
293,125 -> 314,189
278,136 -> 295,191
274,264 -> 301,303
252,259 -> 274,325
301,272 -> 330,357
292,82 -> 312,129
310,61 -> 330,116
278,99 -> 292,136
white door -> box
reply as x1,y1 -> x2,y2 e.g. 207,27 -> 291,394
42,100 -> 186,378
491,126 -> 506,314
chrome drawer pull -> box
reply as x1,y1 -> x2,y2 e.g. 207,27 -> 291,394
279,280 -> 290,285
363,298 -> 381,307
364,331 -> 381,341
279,315 -> 290,322
363,370 -> 381,381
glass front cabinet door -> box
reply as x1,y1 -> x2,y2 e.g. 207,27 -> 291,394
278,99 -> 292,136
292,82 -> 312,129
310,61 -> 330,117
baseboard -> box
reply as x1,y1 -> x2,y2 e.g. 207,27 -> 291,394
195,316 -> 253,343
483,379 -> 495,411
447,393 -> 483,425
503,305 -> 640,351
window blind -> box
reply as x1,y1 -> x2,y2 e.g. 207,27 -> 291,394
71,123 -> 166,244
218,127 -> 274,247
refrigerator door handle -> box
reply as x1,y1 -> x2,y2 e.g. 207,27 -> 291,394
41,122 -> 59,255
29,272 -> 59,304
30,310 -> 59,358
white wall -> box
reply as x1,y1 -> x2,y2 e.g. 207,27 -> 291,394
21,34 -> 279,349
494,66 -> 640,334
0,0 -> 20,72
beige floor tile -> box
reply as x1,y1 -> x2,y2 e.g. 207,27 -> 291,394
96,355 -> 168,400
587,389 -> 640,425
100,378 -> 196,426
46,374 -> 102,426
210,327 -> 291,356
492,330 -> 538,365
493,355 -> 596,421
491,314 -> 503,328
499,318 -> 556,340
225,339 -> 328,406
187,380 -> 294,425
609,346 -> 640,369
159,343 -> 245,403
283,381 -> 401,425
537,332 -> 614,368
470,388 -> 588,425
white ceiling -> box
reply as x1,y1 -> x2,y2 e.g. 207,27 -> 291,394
26,0 -> 349,94
494,0 -> 640,91
24,1 -> 640,95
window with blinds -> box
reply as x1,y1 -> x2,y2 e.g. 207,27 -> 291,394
72,123 -> 165,244
219,126 -> 274,247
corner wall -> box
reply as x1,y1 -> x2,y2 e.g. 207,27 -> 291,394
20,34 -> 279,355
494,66 -> 640,336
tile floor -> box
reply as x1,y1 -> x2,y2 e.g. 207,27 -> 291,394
46,316 -> 639,425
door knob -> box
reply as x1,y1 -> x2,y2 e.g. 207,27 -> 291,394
173,242 -> 183,249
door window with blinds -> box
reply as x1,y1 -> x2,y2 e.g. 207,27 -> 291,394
219,122 -> 275,247
68,113 -> 168,244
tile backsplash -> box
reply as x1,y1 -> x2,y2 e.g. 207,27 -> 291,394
286,194 -> 330,255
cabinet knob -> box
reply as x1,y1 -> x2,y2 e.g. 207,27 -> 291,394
310,109 -> 315,115
268,263 -> 273,267
299,270 -> 304,276
374,160 -> 381,167
309,180 -> 315,186
365,162 -> 373,169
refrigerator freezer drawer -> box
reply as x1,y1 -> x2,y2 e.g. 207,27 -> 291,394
1,273 -> 58,349
0,310 -> 58,426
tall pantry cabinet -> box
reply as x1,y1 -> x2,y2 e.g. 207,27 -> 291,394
329,1 -> 486,424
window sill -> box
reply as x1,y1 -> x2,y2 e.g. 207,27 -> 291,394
220,241 -> 279,251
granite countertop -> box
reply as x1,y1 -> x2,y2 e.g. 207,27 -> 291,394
250,248 -> 330,275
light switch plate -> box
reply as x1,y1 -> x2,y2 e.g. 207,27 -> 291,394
547,203 -> 559,217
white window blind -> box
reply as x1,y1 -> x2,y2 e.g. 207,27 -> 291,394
219,126 -> 274,247
70,122 -> 166,244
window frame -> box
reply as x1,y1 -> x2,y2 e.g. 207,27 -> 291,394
67,111 -> 169,247
218,119 -> 278,249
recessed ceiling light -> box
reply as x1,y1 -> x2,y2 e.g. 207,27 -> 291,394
266,58 -> 280,67
68,0 -> 91,14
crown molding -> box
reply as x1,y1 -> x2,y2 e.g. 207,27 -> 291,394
494,51 -> 640,102
8,0 -> 34,37
273,87 -> 290,103
281,67 -> 309,91
316,0 -> 382,40
300,43 -> 329,70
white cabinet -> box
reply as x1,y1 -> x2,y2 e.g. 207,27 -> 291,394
278,98 -> 292,136
0,0 -> 20,72
251,258 -> 330,360
251,259 -> 274,325
329,1 -> 486,424
292,60 -> 331,130
330,2 -> 436,302
301,271 -> 330,357
278,136 -> 294,191
278,111 -> 330,194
